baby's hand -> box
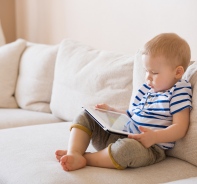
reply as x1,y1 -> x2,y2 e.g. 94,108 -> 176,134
128,126 -> 157,148
95,103 -> 112,111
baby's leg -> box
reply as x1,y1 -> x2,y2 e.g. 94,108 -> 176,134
59,127 -> 90,171
59,146 -> 117,170
56,111 -> 123,171
110,138 -> 166,168
84,148 -> 115,169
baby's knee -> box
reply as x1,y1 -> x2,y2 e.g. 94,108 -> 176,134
72,111 -> 95,130
71,111 -> 93,136
108,138 -> 138,169
109,138 -> 161,169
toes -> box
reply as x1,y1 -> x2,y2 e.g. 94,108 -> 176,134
55,150 -> 67,156
60,156 -> 70,171
56,155 -> 62,161
55,150 -> 67,161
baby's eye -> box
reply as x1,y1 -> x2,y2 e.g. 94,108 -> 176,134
151,71 -> 158,74
145,69 -> 158,74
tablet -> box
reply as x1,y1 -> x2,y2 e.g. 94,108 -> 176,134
83,106 -> 131,136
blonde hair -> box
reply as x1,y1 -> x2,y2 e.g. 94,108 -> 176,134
142,33 -> 191,70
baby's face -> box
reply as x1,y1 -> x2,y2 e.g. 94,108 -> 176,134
142,54 -> 178,92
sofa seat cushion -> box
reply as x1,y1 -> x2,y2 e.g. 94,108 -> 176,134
50,39 -> 134,121
0,123 -> 196,184
0,109 -> 62,129
163,177 -> 197,184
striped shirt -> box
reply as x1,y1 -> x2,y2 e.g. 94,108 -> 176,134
124,79 -> 192,149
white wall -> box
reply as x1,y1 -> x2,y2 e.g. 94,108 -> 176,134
0,20 -> 6,46
0,0 -> 16,43
15,0 -> 197,60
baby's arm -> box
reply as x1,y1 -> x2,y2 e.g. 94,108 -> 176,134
128,108 -> 190,148
95,103 -> 126,114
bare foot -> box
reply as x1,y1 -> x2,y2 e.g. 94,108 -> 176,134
55,150 -> 67,161
60,153 -> 86,171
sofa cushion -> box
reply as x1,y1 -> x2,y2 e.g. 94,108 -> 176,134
0,122 -> 196,184
129,50 -> 145,105
50,39 -> 134,121
15,42 -> 59,113
0,109 -> 62,129
163,177 -> 197,184
132,51 -> 197,166
0,39 -> 26,108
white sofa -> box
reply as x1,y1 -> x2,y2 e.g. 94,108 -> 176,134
0,39 -> 196,184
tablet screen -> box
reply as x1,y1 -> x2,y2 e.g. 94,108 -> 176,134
88,107 -> 131,131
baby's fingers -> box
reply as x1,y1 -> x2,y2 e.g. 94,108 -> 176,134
128,133 -> 141,140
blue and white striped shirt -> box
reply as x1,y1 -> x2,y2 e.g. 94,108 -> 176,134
124,79 -> 192,149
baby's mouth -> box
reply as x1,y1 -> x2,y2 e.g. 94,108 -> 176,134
147,82 -> 153,88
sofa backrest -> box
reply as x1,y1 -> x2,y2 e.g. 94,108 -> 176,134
1,38 -> 134,117
15,42 -> 59,113
0,39 -> 26,108
50,39 -> 134,121
0,39 -> 59,113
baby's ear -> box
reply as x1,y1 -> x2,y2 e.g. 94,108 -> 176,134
175,66 -> 184,79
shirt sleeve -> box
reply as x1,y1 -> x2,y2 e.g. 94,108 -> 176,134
170,81 -> 192,115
